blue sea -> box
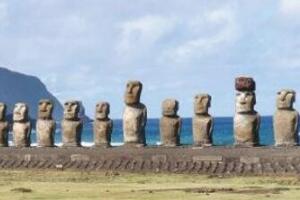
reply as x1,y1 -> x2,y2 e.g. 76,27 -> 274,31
9,116 -> 279,146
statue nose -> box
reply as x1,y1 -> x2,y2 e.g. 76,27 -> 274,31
127,86 -> 134,93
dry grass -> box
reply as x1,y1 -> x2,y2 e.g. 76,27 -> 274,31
0,170 -> 300,200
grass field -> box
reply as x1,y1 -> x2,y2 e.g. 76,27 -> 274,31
0,170 -> 300,200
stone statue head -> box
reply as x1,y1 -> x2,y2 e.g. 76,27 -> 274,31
38,99 -> 54,120
162,99 -> 179,117
194,94 -> 211,115
0,102 -> 6,121
276,89 -> 296,110
95,102 -> 110,120
13,103 -> 29,122
235,91 -> 256,113
63,100 -> 80,120
124,81 -> 143,105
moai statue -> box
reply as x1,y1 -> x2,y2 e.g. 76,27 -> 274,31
193,94 -> 213,146
93,102 -> 113,148
273,89 -> 299,146
160,99 -> 182,146
234,77 -> 260,147
0,103 -> 9,147
13,103 -> 31,147
123,81 -> 147,147
36,99 -> 56,147
61,101 -> 82,147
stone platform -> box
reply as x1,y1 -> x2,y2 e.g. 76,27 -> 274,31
0,146 -> 300,176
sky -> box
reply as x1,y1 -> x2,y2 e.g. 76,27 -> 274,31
0,0 -> 300,118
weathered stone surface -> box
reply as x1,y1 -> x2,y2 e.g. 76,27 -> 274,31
192,155 -> 223,162
234,113 -> 260,146
93,102 -> 113,147
193,94 -> 213,146
234,79 -> 260,147
235,76 -> 256,91
240,156 -> 260,164
160,99 -> 181,146
12,103 -> 31,147
273,89 -> 299,146
0,103 -> 8,147
0,147 -> 300,175
123,81 -> 147,147
62,101 -> 82,147
36,99 -> 56,147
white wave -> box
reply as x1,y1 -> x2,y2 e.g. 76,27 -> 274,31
7,141 -> 124,147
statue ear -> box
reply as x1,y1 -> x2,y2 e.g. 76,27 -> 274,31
253,93 -> 256,105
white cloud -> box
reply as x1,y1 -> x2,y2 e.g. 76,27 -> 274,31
116,15 -> 176,56
0,1 -> 7,24
163,8 -> 238,63
280,0 -> 300,16
2,0 -> 300,117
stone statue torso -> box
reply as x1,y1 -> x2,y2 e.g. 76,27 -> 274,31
274,110 -> 298,146
123,104 -> 146,144
13,121 -> 31,147
160,116 -> 181,146
192,115 -> 213,145
62,120 -> 82,146
234,113 -> 260,145
94,120 -> 113,146
36,119 -> 56,147
0,121 -> 9,146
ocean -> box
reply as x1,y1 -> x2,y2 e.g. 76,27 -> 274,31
8,116 -> 278,147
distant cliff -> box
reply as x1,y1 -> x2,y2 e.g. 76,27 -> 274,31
0,67 -> 63,120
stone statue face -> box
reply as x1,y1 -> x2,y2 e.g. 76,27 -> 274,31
95,102 -> 110,120
124,81 -> 142,105
162,99 -> 179,116
276,89 -> 295,110
64,101 -> 80,120
38,99 -> 54,119
194,94 -> 211,115
0,103 -> 6,121
235,91 -> 256,113
13,103 -> 29,122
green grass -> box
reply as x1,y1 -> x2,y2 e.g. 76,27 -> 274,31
0,170 -> 300,199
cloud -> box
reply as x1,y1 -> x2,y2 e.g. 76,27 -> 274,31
1,0 -> 300,117
164,7 -> 238,63
116,15 -> 176,62
0,1 -> 7,24
280,0 -> 300,16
